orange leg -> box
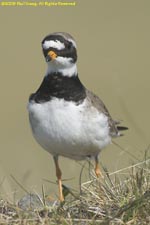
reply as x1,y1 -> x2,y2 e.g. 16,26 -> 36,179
53,156 -> 64,202
95,156 -> 103,178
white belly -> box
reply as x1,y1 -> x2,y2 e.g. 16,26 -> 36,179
28,98 -> 111,160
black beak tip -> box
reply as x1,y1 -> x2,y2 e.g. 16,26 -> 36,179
46,55 -> 51,62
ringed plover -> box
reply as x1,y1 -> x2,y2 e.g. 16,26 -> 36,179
28,32 -> 128,202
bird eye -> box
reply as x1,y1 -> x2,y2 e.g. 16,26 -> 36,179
67,42 -> 72,50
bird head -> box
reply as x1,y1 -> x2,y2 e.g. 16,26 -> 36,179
42,32 -> 78,77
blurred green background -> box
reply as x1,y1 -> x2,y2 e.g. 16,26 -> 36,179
0,0 -> 150,201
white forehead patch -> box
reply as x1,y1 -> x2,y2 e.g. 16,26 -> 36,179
43,40 -> 65,50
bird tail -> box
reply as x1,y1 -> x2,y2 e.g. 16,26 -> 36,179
117,126 -> 128,137
117,126 -> 128,131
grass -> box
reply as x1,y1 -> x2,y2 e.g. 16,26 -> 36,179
0,152 -> 150,225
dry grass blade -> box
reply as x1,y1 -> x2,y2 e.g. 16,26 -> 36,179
0,152 -> 149,225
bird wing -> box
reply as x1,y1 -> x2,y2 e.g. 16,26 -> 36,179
85,89 -> 128,137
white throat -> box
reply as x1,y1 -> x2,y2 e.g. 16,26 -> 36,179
46,61 -> 77,77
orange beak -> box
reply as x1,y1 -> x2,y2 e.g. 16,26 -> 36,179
46,50 -> 57,62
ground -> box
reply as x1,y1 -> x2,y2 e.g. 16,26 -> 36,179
0,152 -> 150,225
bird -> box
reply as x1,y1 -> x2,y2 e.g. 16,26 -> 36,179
28,32 -> 128,202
